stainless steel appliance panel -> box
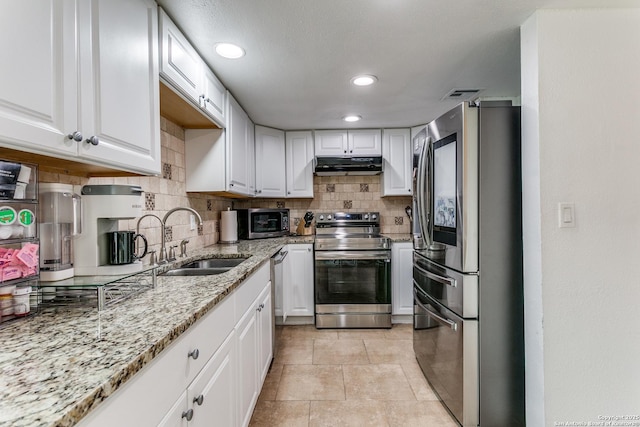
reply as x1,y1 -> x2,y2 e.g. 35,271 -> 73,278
237,208 -> 290,239
413,285 -> 478,426
413,251 -> 478,319
316,312 -> 391,328
270,248 -> 288,359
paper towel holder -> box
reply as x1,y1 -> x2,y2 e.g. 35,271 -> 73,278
219,207 -> 239,244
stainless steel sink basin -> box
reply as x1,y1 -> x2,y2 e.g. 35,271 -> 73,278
161,256 -> 249,277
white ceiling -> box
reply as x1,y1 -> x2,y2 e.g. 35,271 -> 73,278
157,0 -> 638,130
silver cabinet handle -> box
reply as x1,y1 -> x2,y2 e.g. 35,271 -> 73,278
193,395 -> 204,406
188,348 -> 200,360
85,135 -> 99,146
182,409 -> 194,421
67,131 -> 83,141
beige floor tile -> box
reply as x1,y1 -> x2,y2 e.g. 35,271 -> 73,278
258,363 -> 284,401
384,323 -> 414,340
277,365 -> 346,401
337,329 -> 388,340
275,339 -> 314,365
313,339 -> 369,365
249,400 -> 310,427
280,325 -> 339,340
343,364 -> 416,401
400,360 -> 439,401
309,401 -> 389,427
364,339 -> 416,364
384,401 -> 458,427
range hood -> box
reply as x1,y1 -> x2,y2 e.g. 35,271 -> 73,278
314,156 -> 383,176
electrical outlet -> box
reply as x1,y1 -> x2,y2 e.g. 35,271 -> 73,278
190,214 -> 196,230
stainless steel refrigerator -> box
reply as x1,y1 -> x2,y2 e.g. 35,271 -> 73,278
412,101 -> 525,426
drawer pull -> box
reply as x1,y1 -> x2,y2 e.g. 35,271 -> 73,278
193,394 -> 204,406
188,348 -> 200,360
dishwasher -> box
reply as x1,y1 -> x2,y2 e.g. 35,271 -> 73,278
270,248 -> 288,359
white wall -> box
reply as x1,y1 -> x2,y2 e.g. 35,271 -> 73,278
521,9 -> 640,426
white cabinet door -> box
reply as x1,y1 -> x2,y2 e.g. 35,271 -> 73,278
188,331 -> 236,427
382,128 -> 412,196
255,126 -> 286,198
157,391 -> 189,427
285,131 -> 314,198
348,129 -> 382,156
228,94 -> 250,195
283,244 -> 315,319
159,8 -> 202,104
392,242 -> 414,315
236,301 -> 259,427
78,0 -> 160,175
314,130 -> 348,156
0,2 -> 78,157
257,283 -> 273,384
0,0 -> 160,175
201,67 -> 226,127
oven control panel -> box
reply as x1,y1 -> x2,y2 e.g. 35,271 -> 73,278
316,212 -> 379,225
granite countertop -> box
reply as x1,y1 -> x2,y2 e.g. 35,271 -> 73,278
382,233 -> 412,242
0,237 -> 300,427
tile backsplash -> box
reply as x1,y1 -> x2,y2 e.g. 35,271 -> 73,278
38,117 -> 412,262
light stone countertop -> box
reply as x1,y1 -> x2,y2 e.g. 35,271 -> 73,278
0,237 -> 302,427
382,233 -> 412,242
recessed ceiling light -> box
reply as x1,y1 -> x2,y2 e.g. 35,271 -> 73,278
351,75 -> 378,86
343,115 -> 362,122
215,43 -> 245,59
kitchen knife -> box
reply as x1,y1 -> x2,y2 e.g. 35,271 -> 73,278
304,211 -> 314,227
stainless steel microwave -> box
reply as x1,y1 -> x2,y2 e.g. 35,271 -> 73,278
237,208 -> 290,239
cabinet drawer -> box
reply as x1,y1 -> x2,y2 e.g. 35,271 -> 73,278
234,262 -> 270,323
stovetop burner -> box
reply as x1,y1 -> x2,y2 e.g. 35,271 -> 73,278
314,212 -> 388,250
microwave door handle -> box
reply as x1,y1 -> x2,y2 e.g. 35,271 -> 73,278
413,288 -> 458,331
413,263 -> 457,288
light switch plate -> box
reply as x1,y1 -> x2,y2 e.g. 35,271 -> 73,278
558,203 -> 575,228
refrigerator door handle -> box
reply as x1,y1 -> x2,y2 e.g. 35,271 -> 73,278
416,136 -> 432,247
414,288 -> 458,331
414,263 -> 457,287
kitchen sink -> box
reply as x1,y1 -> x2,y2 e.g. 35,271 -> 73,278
161,256 -> 250,277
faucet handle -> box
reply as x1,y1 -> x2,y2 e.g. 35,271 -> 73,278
160,247 -> 168,264
180,239 -> 190,257
148,250 -> 157,266
168,245 -> 178,261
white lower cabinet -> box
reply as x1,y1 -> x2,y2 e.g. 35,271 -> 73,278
77,263 -> 272,427
392,241 -> 414,315
281,244 -> 314,322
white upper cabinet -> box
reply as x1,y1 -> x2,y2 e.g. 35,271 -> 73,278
285,131 -> 314,198
185,93 -> 254,197
255,126 -> 286,198
0,0 -> 161,175
159,8 -> 226,128
382,128 -> 412,196
314,130 -> 381,157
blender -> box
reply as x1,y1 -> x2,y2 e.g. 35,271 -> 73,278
38,183 -> 82,281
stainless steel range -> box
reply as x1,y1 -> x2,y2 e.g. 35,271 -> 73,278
314,212 -> 391,328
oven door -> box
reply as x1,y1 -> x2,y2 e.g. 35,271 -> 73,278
314,250 -> 391,306
413,285 -> 478,426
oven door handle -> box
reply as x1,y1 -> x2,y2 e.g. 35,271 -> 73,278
413,287 -> 458,331
315,250 -> 391,261
413,263 -> 457,287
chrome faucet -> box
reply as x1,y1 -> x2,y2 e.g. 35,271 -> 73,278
136,214 -> 165,264
162,207 -> 203,261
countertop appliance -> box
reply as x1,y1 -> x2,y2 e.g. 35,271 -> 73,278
413,101 -> 524,426
270,248 -> 288,359
73,185 -> 144,276
314,212 -> 391,328
38,183 -> 82,281
236,208 -> 289,240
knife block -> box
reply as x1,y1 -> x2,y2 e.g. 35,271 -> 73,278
296,221 -> 314,236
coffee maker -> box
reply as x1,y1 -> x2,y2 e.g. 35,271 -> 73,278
73,185 -> 144,276
38,183 -> 82,281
